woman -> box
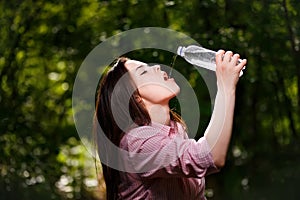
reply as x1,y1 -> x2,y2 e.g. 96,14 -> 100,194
94,51 -> 247,199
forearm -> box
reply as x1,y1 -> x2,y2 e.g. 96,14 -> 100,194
203,88 -> 236,167
201,49 -> 246,168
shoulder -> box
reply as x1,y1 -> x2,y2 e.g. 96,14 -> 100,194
174,121 -> 189,139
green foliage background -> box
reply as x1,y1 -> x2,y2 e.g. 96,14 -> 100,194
0,0 -> 299,199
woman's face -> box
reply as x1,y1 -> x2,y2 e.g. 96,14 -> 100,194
125,60 -> 180,105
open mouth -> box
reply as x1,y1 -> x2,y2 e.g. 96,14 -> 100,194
163,72 -> 169,81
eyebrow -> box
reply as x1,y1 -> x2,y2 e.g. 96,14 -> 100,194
135,64 -> 147,71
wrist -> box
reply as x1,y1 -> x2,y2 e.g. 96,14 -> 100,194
217,85 -> 236,96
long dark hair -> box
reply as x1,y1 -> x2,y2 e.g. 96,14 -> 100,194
94,57 -> 184,199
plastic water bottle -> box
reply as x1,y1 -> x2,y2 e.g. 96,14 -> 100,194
177,45 -> 245,77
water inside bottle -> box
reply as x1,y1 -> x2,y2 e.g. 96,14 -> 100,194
168,54 -> 178,78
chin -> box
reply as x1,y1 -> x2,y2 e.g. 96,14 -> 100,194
174,85 -> 180,95
170,88 -> 180,99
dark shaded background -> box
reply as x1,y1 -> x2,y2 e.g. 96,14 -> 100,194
1,0 -> 299,199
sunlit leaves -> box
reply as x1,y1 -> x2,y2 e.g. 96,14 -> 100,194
56,137 -> 105,199
0,0 -> 300,199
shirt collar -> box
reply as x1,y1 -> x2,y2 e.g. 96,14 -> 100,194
150,121 -> 176,135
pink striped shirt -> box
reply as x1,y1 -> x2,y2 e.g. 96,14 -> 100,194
118,121 -> 218,200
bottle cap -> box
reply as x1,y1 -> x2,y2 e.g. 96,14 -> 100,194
177,46 -> 185,56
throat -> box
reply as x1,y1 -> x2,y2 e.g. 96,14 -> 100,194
147,104 -> 170,125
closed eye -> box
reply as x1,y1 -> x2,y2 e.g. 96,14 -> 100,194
140,70 -> 147,75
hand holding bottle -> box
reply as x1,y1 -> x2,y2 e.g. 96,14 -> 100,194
215,50 -> 247,92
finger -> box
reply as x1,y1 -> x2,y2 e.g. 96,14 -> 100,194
236,59 -> 247,71
216,49 -> 225,65
231,53 -> 240,64
224,51 -> 233,62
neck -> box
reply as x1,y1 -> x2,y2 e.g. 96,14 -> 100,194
145,103 -> 170,125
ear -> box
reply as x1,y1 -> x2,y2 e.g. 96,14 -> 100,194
134,95 -> 143,103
